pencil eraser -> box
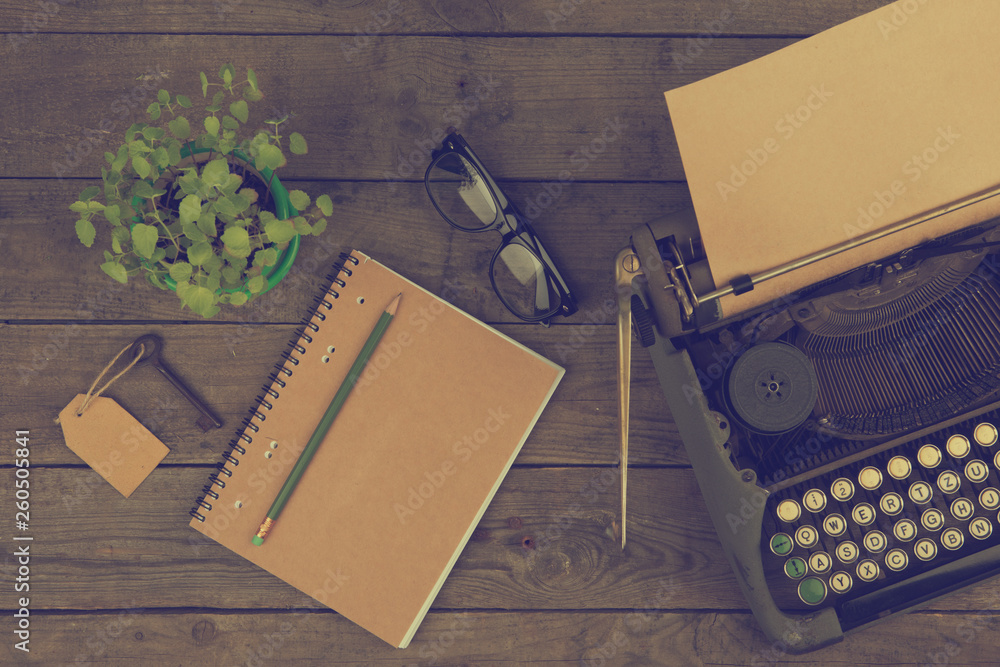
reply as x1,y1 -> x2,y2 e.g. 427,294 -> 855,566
252,536 -> 264,546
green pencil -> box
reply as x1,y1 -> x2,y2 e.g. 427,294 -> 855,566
253,292 -> 402,545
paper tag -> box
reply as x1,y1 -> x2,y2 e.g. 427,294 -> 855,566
59,394 -> 170,497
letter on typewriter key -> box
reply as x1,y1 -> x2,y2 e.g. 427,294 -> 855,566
921,508 -> 944,532
885,548 -> 908,572
914,538 -> 938,561
947,435 -> 971,459
969,517 -> 993,540
880,492 -> 903,516
980,488 -> 1000,511
966,459 -> 990,483
829,571 -> 853,594
941,527 -> 965,551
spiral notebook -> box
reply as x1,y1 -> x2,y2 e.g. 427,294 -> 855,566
189,250 -> 564,648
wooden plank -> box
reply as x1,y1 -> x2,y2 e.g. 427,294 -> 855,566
0,179 -> 694,322
8,467 -> 1000,613
0,35 -> 798,180
0,1 -> 888,37
0,324 -> 679,466
7,608 -> 1000,666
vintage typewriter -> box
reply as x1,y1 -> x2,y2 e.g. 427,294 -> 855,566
617,198 -> 1000,652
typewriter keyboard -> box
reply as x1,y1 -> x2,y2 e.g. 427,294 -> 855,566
761,415 -> 1000,608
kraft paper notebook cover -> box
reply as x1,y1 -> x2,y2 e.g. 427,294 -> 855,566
189,250 -> 564,648
664,0 -> 1000,317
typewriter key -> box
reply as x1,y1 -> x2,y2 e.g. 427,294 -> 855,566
941,527 -> 964,551
947,435 -> 971,459
918,445 -> 942,468
808,552 -> 832,574
914,538 -> 937,561
797,577 -> 827,605
966,459 -> 990,483
852,502 -> 876,526
950,498 -> 975,521
829,571 -> 853,594
859,466 -> 882,491
880,492 -> 903,516
980,487 -> 1000,511
937,471 -> 961,494
921,508 -> 944,531
862,530 -> 887,553
776,499 -> 801,522
975,423 -> 998,447
893,518 -> 917,542
970,517 -> 992,539
885,548 -> 908,572
887,456 -> 912,480
856,559 -> 880,582
823,513 -> 847,537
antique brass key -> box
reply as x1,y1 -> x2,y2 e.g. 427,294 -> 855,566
130,334 -> 224,432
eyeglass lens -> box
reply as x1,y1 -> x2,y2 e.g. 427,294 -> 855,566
493,243 -> 561,320
426,154 -> 498,230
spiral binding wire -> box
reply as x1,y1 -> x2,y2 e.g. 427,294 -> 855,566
189,252 -> 361,521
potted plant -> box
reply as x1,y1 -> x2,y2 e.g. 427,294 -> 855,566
71,64 -> 332,318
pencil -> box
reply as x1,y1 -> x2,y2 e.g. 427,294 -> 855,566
253,292 -> 402,545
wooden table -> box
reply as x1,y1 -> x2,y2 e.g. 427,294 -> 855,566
3,1 -> 999,664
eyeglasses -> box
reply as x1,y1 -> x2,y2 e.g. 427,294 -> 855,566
424,133 -> 578,325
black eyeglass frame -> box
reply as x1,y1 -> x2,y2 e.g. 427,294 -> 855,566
424,133 -> 578,324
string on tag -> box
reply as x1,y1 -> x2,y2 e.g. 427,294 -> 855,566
54,342 -> 145,424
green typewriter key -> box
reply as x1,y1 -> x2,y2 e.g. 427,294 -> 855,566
784,557 -> 807,579
798,577 -> 827,605
770,533 -> 794,556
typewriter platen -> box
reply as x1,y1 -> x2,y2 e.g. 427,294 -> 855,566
619,205 -> 1000,652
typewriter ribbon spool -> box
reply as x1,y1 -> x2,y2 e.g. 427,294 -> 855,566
724,342 -> 819,435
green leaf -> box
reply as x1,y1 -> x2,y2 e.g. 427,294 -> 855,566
187,240 -> 213,266
131,223 -> 158,259
179,194 -> 202,224
168,116 -> 191,140
112,226 -> 131,247
79,185 -> 100,201
151,146 -> 169,169
112,146 -> 129,173
132,155 -> 151,179
316,194 -> 333,216
157,89 -> 169,104
101,260 -> 128,284
289,132 -> 307,155
254,143 -> 284,171
230,100 -> 249,124
104,204 -> 121,226
247,68 -> 258,92
169,261 -> 193,283
180,284 -> 220,318
166,141 -> 182,166
142,126 -> 165,141
197,212 -> 218,237
204,116 -> 220,137
201,158 -> 230,187
293,216 -> 311,235
221,226 -> 249,251
255,246 -> 279,267
229,291 -> 249,306
69,201 -> 90,213
221,115 -> 239,131
200,71 -> 209,97
181,222 -> 206,242
311,218 -> 327,236
111,235 -> 122,253
264,218 -> 296,244
288,190 -> 310,211
75,218 -> 96,247
177,95 -> 192,108
242,86 -> 264,102
132,180 -> 155,199
247,275 -> 265,294
222,65 -> 233,87
147,102 -> 161,120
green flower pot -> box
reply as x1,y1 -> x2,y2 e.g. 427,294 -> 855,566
131,146 -> 300,298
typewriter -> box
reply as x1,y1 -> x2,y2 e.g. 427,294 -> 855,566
617,200 -> 1000,652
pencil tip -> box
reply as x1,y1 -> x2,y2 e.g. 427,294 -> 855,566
386,293 -> 402,316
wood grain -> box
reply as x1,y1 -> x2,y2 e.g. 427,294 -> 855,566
5,609 -> 1000,666
0,0 -> 890,36
1,35 -> 796,180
